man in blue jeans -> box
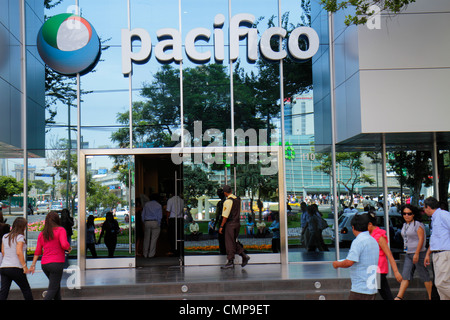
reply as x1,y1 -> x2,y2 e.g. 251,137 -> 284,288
333,213 -> 379,300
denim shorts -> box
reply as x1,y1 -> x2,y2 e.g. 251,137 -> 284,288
401,251 -> 431,282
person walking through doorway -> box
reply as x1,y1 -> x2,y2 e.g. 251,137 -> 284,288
167,193 -> 184,257
97,212 -> 120,258
218,185 -> 250,269
142,194 -> 162,258
86,215 -> 98,258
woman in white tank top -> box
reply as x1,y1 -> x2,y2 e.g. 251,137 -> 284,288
0,217 -> 33,300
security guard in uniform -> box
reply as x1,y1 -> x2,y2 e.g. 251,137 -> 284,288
218,185 -> 250,269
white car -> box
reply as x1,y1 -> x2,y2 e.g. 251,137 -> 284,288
36,204 -> 50,215
51,201 -> 63,211
115,208 -> 129,217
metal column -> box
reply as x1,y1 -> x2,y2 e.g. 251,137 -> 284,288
328,11 -> 340,260
432,132 -> 440,200
381,134 -> 390,244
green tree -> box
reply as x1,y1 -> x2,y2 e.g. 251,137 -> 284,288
44,0 -> 63,8
0,176 -> 23,201
182,165 -> 219,208
314,152 -> 375,205
236,163 -> 278,222
32,179 -> 51,195
111,63 -> 270,149
0,176 -> 24,214
51,139 -> 113,211
242,11 -> 313,143
111,6 -> 315,150
52,139 -> 78,210
86,180 -> 124,212
320,0 -> 415,26
387,151 -> 432,206
236,164 -> 261,220
110,10 -> 315,188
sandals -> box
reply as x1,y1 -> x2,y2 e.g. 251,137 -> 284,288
395,296 -> 403,300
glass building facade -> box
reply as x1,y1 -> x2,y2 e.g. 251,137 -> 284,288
1,0 -> 449,271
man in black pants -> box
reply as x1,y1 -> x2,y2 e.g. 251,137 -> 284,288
214,188 -> 227,255
218,185 -> 250,269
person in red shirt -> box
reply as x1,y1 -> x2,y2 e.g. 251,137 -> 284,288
367,212 -> 402,300
30,211 -> 71,300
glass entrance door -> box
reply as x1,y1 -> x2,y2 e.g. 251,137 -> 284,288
182,147 -> 285,266
78,147 -> 284,270
80,154 -> 135,269
134,154 -> 183,267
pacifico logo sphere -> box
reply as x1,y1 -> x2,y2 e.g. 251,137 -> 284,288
37,13 -> 100,75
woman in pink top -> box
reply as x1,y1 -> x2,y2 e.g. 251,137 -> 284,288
367,212 -> 402,300
30,211 -> 71,300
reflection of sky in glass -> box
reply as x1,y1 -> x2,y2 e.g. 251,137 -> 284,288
44,0 -> 306,149
20,0 -> 308,187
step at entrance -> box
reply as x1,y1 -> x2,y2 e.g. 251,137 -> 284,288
9,277 -> 429,300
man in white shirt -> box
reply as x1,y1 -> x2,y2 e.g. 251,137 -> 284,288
167,194 -> 184,256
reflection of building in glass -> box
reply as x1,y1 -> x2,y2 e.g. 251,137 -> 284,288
0,1 -> 45,158
285,91 -> 354,196
285,91 -> 322,195
288,91 -> 314,136
92,169 -> 125,199
284,91 -> 413,199
13,164 -> 36,181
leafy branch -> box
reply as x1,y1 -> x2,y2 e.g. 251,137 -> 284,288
320,0 -> 416,26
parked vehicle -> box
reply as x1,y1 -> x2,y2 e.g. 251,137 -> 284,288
36,203 -> 50,215
115,207 -> 129,217
332,211 -> 404,248
50,201 -> 63,211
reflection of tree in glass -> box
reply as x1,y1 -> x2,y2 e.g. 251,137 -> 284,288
314,152 -> 375,205
111,9 -> 315,148
183,165 -> 219,208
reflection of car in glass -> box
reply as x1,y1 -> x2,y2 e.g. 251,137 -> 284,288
115,207 -> 129,217
332,211 -> 404,248
94,208 -> 120,223
50,201 -> 63,212
36,204 -> 50,215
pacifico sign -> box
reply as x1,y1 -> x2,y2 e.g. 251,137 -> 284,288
121,13 -> 319,75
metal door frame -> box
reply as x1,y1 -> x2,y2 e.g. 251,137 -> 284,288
174,169 -> 184,266
78,146 -> 286,270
